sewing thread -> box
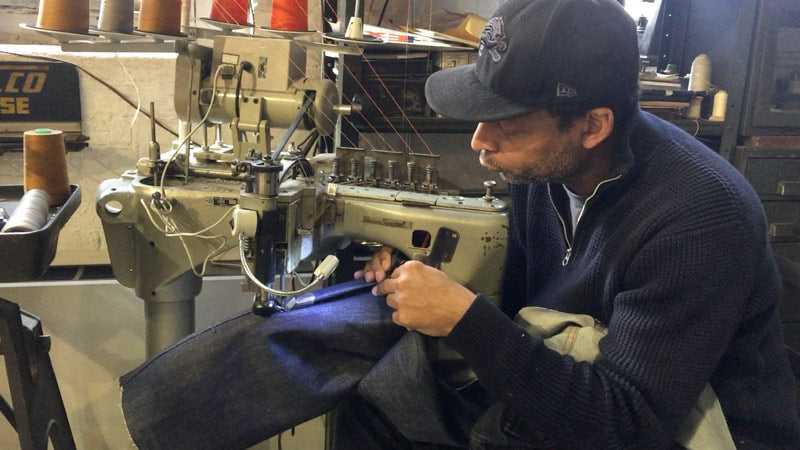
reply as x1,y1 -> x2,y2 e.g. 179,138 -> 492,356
210,0 -> 250,24
23,129 -> 71,206
709,90 -> 728,122
270,0 -> 308,31
138,0 -> 182,35
688,54 -> 712,92
36,0 -> 89,33
98,0 -> 134,33
686,96 -> 703,120
1,189 -> 50,233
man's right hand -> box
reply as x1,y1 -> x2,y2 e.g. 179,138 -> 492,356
353,245 -> 394,283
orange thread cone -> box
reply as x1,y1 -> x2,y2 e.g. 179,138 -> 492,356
23,129 -> 71,206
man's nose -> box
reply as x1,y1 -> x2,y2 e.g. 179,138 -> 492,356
471,123 -> 492,152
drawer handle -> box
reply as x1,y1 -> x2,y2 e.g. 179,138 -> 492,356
778,181 -> 800,196
770,222 -> 797,238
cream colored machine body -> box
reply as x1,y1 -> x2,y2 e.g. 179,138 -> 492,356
96,35 -> 508,357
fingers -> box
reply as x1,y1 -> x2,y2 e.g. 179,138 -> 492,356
373,246 -> 393,282
379,246 -> 393,271
354,245 -> 395,282
391,310 -> 412,331
372,260 -> 413,296
372,278 -> 395,296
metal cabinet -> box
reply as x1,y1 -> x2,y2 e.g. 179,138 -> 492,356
735,146 -> 800,262
741,0 -> 800,136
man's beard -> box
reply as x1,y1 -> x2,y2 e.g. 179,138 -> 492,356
480,144 -> 581,185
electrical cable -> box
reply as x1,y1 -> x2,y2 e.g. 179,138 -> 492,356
238,232 -> 338,297
139,198 -> 237,276
0,49 -> 179,137
158,63 -> 228,198
235,61 -> 253,119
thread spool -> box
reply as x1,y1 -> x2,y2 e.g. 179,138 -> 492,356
98,0 -> 134,33
709,90 -> 728,122
688,54 -> 712,92
1,189 -> 50,233
686,96 -> 703,120
210,0 -> 250,24
23,128 -> 71,206
138,0 -> 182,35
36,0 -> 89,33
181,0 -> 191,31
345,16 -> 364,39
270,0 -> 308,31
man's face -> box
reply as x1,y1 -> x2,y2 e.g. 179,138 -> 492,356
470,110 -> 586,185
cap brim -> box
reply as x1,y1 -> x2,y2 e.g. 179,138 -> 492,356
424,63 -> 542,122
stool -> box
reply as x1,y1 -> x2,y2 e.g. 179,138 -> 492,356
0,296 -> 75,450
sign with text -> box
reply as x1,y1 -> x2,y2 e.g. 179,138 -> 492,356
0,62 -> 81,122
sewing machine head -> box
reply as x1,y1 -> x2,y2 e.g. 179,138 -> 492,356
96,33 -> 508,355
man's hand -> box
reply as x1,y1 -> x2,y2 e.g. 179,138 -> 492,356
354,245 -> 394,283
373,260 -> 476,337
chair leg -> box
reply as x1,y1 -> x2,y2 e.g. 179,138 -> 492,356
0,297 -> 75,450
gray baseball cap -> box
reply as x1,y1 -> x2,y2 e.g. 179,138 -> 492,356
424,0 -> 639,122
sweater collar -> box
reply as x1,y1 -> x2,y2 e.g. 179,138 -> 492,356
545,107 -> 643,198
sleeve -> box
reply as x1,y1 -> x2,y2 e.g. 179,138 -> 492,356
443,202 -> 763,447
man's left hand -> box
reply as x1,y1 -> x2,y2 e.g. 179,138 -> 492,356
372,260 -> 476,337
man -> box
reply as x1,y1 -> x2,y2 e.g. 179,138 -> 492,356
355,0 -> 800,447
119,0 -> 799,448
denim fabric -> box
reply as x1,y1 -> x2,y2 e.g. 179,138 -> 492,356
468,403 -> 555,449
120,289 -> 405,449
355,332 -> 487,446
125,286 -> 719,449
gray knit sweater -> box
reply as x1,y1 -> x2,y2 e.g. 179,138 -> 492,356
444,110 -> 800,448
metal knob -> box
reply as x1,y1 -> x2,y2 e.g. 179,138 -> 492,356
385,160 -> 397,184
406,161 -> 416,189
483,180 -> 497,202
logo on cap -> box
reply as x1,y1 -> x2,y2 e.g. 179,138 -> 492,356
556,83 -> 577,98
479,17 -> 508,63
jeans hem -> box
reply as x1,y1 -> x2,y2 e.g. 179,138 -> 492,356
119,384 -> 139,449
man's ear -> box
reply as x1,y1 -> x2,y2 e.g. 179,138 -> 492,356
581,107 -> 614,149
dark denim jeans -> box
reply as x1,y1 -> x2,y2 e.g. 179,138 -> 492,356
120,283 -> 543,449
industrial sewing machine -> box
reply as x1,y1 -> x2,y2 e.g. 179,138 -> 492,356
95,34 -> 508,358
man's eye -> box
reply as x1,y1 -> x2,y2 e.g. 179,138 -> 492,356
501,126 -> 524,137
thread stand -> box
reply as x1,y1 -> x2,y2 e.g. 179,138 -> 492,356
0,184 -> 80,449
19,23 -> 187,52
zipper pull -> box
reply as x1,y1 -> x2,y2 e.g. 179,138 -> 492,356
562,247 -> 572,266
